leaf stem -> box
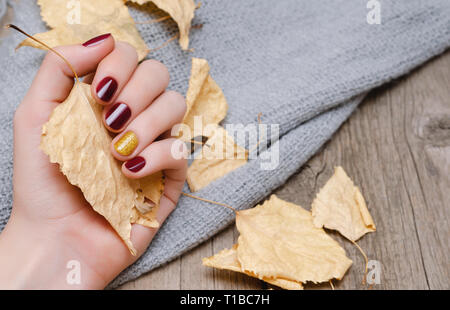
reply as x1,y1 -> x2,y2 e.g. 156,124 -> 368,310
149,33 -> 178,53
350,239 -> 369,286
181,192 -> 237,213
135,15 -> 171,24
6,24 -> 79,83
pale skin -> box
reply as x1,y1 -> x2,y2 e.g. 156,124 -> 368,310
0,34 -> 188,289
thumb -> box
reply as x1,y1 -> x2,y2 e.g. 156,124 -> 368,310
18,34 -> 115,131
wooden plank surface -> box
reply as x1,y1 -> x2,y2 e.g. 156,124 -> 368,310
119,50 -> 450,290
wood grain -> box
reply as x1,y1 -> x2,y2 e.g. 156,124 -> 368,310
119,50 -> 450,290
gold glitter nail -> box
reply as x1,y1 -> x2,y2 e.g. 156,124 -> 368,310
114,131 -> 138,156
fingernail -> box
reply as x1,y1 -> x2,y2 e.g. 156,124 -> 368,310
105,102 -> 131,130
114,131 -> 138,156
125,156 -> 146,173
96,76 -> 117,102
82,33 -> 111,47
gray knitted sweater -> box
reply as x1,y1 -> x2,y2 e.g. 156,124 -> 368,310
0,0 -> 448,288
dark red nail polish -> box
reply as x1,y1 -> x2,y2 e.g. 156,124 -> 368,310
96,76 -> 117,102
105,102 -> 131,130
82,33 -> 111,47
125,157 -> 146,173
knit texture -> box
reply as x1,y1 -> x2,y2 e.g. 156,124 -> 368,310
0,0 -> 6,23
0,0 -> 448,288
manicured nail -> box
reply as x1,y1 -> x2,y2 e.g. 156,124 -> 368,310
125,156 -> 146,173
105,102 -> 131,130
114,131 -> 138,156
82,33 -> 111,47
96,76 -> 117,102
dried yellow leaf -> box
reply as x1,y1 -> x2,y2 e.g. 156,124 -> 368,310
187,126 -> 247,192
236,195 -> 353,284
132,171 -> 165,227
203,244 -> 303,290
203,245 -> 242,273
128,0 -> 196,50
180,58 -> 228,140
41,83 -> 163,254
19,0 -> 149,60
311,166 -> 376,241
139,172 -> 165,210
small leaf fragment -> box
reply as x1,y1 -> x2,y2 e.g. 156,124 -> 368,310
203,244 -> 303,290
311,166 -> 376,241
236,195 -> 353,284
187,126 -> 247,192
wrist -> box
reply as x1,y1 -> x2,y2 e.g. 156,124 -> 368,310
0,214 -> 105,289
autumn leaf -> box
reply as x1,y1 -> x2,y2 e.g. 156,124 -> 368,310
235,195 -> 352,284
18,0 -> 149,60
203,244 -> 304,290
187,126 -> 247,192
41,82 -> 164,255
179,57 -> 228,141
180,57 -> 242,191
311,166 -> 376,242
128,0 -> 196,50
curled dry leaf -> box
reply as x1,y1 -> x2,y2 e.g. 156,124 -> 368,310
179,58 -> 228,141
311,166 -> 376,241
128,0 -> 196,50
182,58 -> 241,191
187,126 -> 247,192
19,0 -> 149,60
132,171 -> 165,226
236,195 -> 353,284
203,244 -> 303,290
41,82 -> 164,255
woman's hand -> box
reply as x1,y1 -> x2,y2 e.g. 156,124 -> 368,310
0,34 -> 187,289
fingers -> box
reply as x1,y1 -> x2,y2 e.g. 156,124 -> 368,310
160,170 -> 188,217
121,138 -> 188,178
130,195 -> 181,257
19,34 -> 114,127
129,140 -> 187,257
103,60 -> 169,132
90,41 -> 138,104
111,90 -> 186,160
108,59 -> 186,258
83,73 -> 95,84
